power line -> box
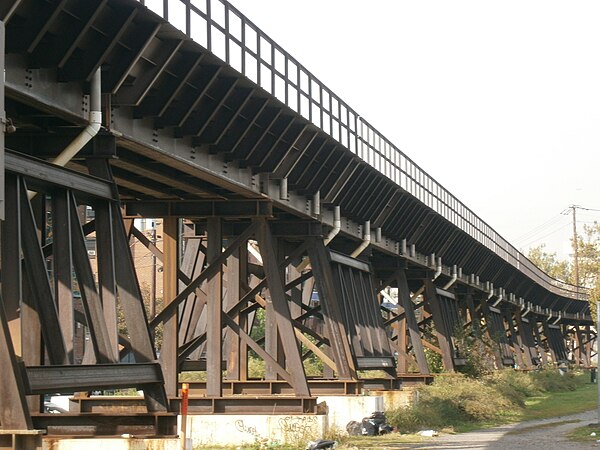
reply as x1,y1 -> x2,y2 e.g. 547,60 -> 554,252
518,222 -> 571,248
513,214 -> 567,244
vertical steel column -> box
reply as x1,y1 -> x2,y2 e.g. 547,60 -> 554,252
17,192 -> 44,376
178,226 -> 199,343
395,314 -> 407,374
397,270 -> 429,374
513,312 -> 533,368
238,243 -> 249,381
96,199 -> 118,360
288,260 -> 302,321
69,194 -> 115,363
224,246 -> 241,380
0,291 -> 31,429
51,190 -> 74,363
264,238 -> 283,380
206,217 -> 223,397
306,238 -> 357,380
541,318 -> 558,364
0,51 -> 30,424
178,238 -> 207,347
22,190 -> 44,413
424,279 -> 454,372
88,154 -> 119,360
532,319 -> 548,366
161,217 -> 179,397
478,298 -> 503,368
19,180 -> 67,365
503,309 -> 524,368
88,158 -> 158,365
256,219 -> 310,395
1,175 -> 21,356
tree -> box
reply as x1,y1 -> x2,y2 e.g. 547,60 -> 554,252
527,223 -> 600,320
575,223 -> 600,318
527,244 -> 572,283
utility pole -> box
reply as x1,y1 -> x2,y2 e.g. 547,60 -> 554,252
570,205 -> 580,298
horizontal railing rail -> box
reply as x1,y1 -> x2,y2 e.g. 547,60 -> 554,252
138,0 -> 587,302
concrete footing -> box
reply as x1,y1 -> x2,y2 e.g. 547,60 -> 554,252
43,438 -> 181,450
38,387 -> 422,448
183,413 -> 328,447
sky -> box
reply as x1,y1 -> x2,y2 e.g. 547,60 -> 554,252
222,0 -> 600,262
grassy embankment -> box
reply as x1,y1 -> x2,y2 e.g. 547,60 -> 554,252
338,369 -> 597,449
194,369 -> 597,449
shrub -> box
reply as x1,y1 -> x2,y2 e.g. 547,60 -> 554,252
387,369 -> 587,433
486,370 -> 541,406
387,374 -> 514,432
424,349 -> 444,373
531,368 -> 580,392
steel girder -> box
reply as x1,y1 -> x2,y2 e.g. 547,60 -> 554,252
0,0 -> 591,325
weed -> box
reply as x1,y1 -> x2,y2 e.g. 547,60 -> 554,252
386,369 -> 591,433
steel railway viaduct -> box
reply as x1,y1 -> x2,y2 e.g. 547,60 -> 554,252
0,0 -> 594,443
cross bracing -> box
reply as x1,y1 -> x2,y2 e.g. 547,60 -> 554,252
0,0 -> 593,439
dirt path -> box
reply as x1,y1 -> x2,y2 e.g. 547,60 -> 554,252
404,410 -> 599,449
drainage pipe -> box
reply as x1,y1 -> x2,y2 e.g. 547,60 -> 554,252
492,289 -> 504,307
350,221 -> 370,258
324,206 -> 341,245
443,265 -> 458,289
552,313 -> 562,325
431,256 -> 442,281
52,68 -> 102,167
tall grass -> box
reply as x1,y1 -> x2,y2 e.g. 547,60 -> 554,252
387,369 -> 587,433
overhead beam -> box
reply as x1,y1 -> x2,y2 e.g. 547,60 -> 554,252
123,200 -> 272,218
5,151 -> 116,200
26,363 -> 164,394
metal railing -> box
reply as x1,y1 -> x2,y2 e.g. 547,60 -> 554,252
138,0 -> 587,303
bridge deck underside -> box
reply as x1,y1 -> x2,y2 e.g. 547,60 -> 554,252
0,0 -> 594,437
1,0 -> 590,316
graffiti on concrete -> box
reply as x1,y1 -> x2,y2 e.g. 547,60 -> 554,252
278,416 -> 318,441
234,419 -> 264,442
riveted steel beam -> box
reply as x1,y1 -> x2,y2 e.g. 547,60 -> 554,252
123,199 -> 273,218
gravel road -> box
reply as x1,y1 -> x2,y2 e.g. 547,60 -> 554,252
404,410 -> 599,449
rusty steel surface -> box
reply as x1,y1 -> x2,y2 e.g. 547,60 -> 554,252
0,0 -> 596,438
180,380 -> 363,396
0,0 -> 591,316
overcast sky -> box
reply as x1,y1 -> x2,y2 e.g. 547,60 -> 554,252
224,0 -> 600,262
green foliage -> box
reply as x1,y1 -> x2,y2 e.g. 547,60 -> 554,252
303,353 -> 324,377
248,353 -> 266,378
388,373 -> 514,432
577,222 -> 600,319
530,368 -> 581,392
386,369 -> 588,433
527,223 -> 600,319
179,371 -> 206,382
250,308 -> 266,342
486,370 -> 541,406
527,244 -> 572,283
424,349 -> 444,373
453,326 -> 494,379
524,373 -> 596,420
